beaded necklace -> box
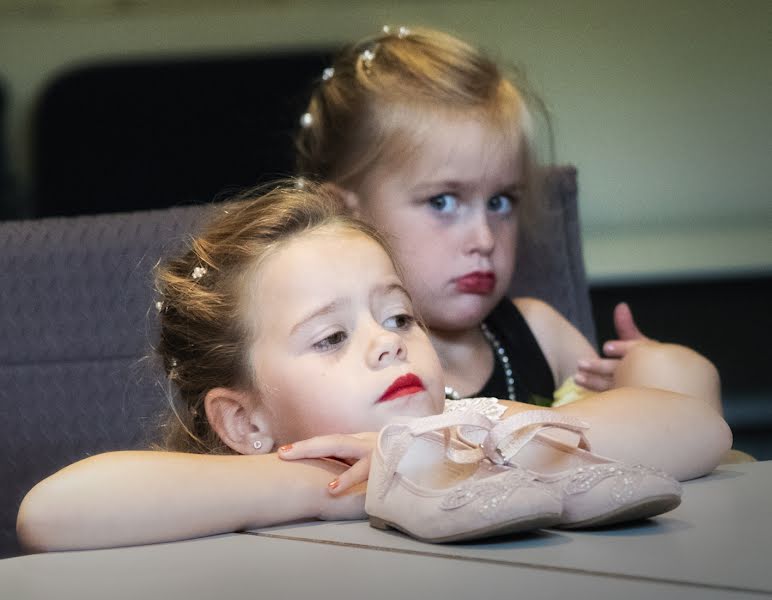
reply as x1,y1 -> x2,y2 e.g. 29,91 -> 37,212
444,323 -> 517,402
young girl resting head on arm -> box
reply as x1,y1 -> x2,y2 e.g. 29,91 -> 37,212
155,182 -> 445,455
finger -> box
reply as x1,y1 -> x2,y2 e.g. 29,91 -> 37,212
602,339 -> 642,358
613,302 -> 646,341
328,458 -> 372,495
574,371 -> 614,392
577,357 -> 617,377
278,435 -> 371,461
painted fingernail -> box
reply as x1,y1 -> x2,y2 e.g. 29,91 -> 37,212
575,373 -> 585,384
578,359 -> 589,369
605,343 -> 615,352
278,444 -> 293,453
328,479 -> 340,490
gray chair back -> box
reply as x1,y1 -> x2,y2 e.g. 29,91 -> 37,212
0,166 -> 594,557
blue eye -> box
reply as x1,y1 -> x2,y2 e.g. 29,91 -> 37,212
312,330 -> 347,351
487,194 -> 515,214
384,313 -> 415,330
428,194 -> 459,214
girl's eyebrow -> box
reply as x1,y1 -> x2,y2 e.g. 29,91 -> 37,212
411,179 -> 523,195
410,180 -> 465,194
371,282 -> 412,303
291,283 -> 411,335
290,300 -> 346,335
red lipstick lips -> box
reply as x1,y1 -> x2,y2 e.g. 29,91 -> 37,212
379,373 -> 425,403
456,271 -> 496,294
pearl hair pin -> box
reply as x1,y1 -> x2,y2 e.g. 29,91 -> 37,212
191,266 -> 207,280
382,25 -> 410,38
361,48 -> 376,64
299,112 -> 313,128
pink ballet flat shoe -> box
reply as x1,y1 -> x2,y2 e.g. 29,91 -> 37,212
365,411 -> 563,543
457,410 -> 682,529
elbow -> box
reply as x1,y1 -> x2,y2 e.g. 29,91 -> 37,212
16,483 -> 56,553
16,470 -> 87,554
677,395 -> 733,481
714,411 -> 734,465
618,342 -> 724,414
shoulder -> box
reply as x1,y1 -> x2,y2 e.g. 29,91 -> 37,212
512,296 -> 560,318
512,297 -> 566,338
511,297 -> 598,383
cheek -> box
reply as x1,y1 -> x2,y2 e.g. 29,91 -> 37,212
262,363 -> 357,440
254,358 -> 312,436
495,221 -> 518,261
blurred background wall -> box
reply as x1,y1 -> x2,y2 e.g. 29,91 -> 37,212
1,0 -> 770,455
1,0 -> 770,280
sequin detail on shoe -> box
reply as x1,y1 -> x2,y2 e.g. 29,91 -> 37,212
563,463 -> 681,504
440,470 -> 542,520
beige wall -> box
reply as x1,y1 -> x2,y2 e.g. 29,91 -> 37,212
1,0 -> 770,280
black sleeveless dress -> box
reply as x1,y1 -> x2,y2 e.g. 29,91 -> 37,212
475,299 -> 555,406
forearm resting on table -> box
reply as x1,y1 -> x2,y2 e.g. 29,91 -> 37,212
17,451 -> 355,553
501,387 -> 732,481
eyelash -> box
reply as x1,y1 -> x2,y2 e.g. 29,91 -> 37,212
426,192 -> 518,215
310,314 -> 415,352
385,313 -> 415,330
312,330 -> 347,351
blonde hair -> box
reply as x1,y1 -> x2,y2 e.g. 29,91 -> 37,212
154,180 -> 390,454
295,26 -> 548,212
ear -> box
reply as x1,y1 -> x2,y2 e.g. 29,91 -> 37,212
322,182 -> 363,217
204,387 -> 274,455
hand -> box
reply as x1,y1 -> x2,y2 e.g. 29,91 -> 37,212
278,432 -> 377,496
576,302 -> 652,391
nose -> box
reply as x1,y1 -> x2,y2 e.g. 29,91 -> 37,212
366,326 -> 407,369
465,210 -> 495,256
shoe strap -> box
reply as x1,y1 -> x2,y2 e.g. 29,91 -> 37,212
375,410 -> 494,499
473,410 -> 590,465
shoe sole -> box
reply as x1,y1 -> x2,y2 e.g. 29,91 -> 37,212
558,494 -> 682,529
368,511 -> 561,543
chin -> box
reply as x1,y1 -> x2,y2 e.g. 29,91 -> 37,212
380,392 -> 440,418
432,297 -> 499,330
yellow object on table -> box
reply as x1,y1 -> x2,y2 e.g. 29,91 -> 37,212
551,377 -> 594,407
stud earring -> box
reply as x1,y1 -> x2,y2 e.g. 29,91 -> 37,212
253,440 -> 262,450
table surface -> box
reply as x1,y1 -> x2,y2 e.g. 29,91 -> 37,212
3,461 -> 771,600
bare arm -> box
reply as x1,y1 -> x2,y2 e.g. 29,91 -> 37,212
514,297 -> 598,386
613,341 -> 722,413
499,386 -> 732,481
514,297 -> 723,413
17,451 -> 363,553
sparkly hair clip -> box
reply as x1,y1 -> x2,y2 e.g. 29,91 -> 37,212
360,46 -> 377,74
382,25 -> 410,39
322,67 -> 334,81
191,266 -> 207,280
299,112 -> 313,128
155,300 -> 164,312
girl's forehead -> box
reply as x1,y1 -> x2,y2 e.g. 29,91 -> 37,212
372,113 -> 522,188
260,226 -> 390,278
249,228 -> 401,328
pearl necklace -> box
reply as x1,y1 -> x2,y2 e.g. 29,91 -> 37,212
444,323 -> 517,402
